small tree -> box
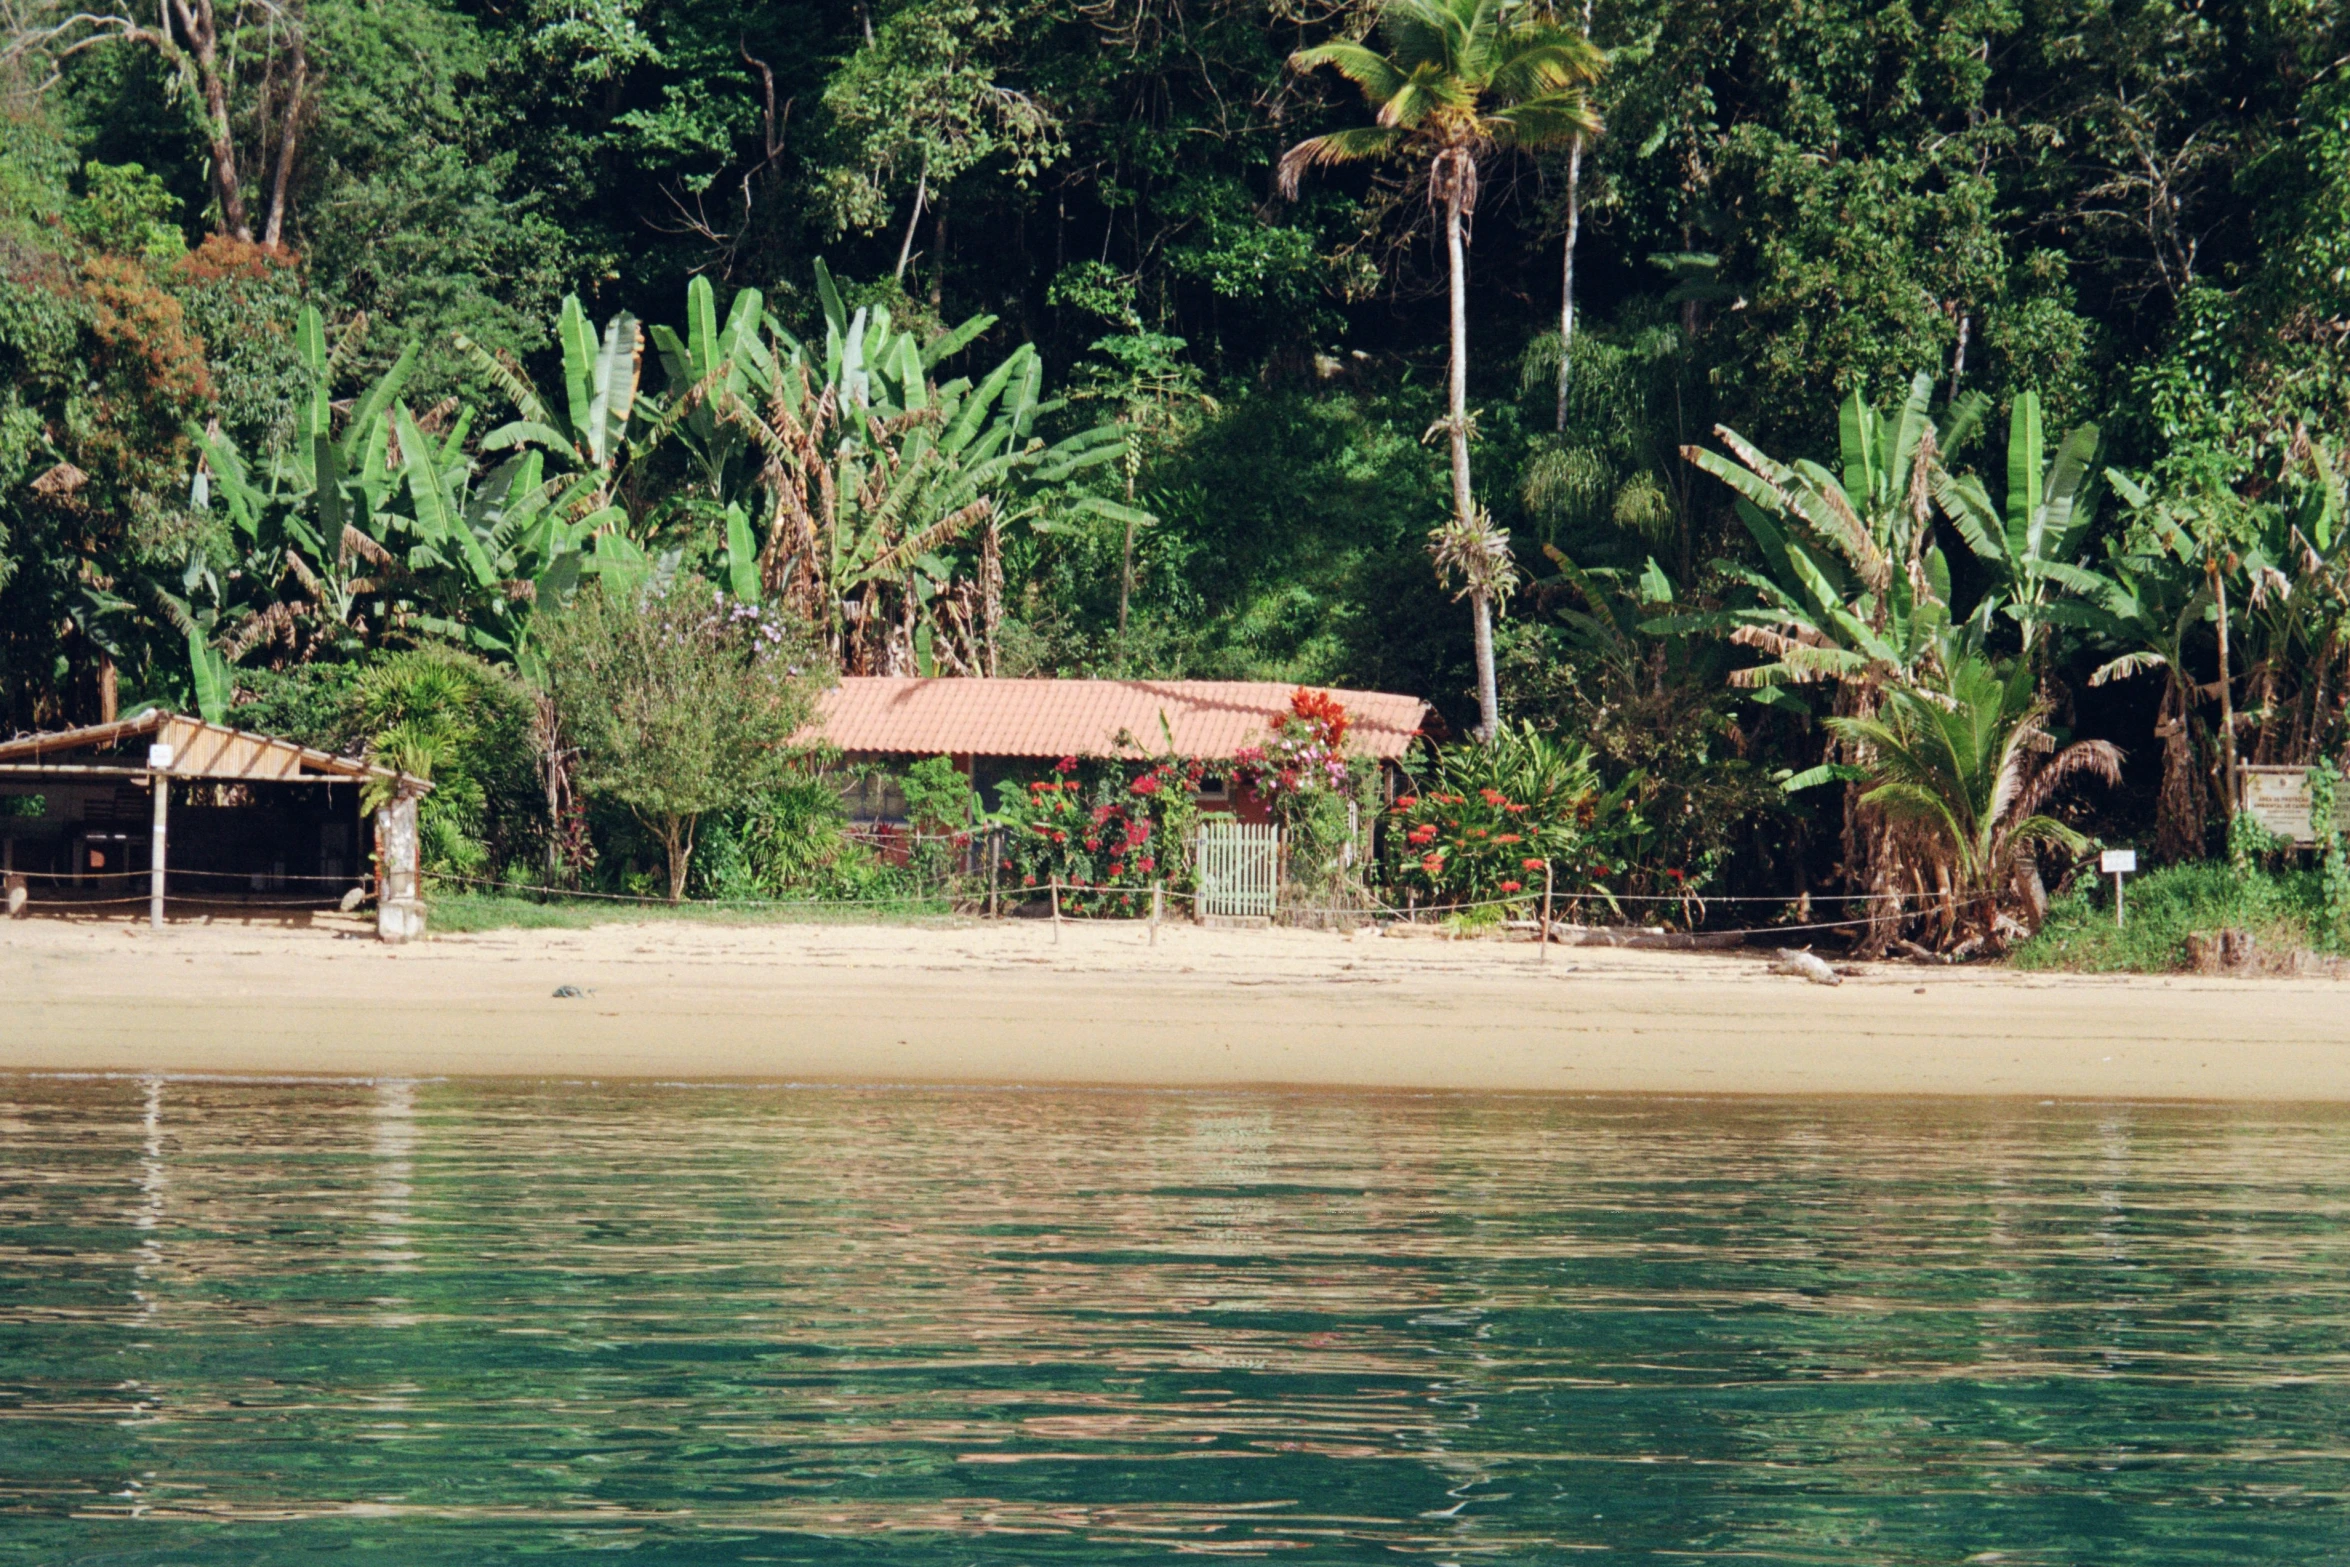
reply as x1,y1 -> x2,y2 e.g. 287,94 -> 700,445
543,577 -> 824,902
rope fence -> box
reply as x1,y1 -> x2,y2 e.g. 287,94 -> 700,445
4,840 -> 2002,951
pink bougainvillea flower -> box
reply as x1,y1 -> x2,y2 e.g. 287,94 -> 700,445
1108,862 -> 1125,877
1057,755 -> 1078,773
1130,774 -> 1160,796
1137,856 -> 1155,872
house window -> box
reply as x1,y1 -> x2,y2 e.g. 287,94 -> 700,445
1194,774 -> 1230,803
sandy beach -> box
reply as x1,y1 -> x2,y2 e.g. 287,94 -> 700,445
3,911 -> 2345,1100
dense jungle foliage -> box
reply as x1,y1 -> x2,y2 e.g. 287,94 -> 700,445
1,0 -> 2346,938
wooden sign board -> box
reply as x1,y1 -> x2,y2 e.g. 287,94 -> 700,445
2238,765 -> 2350,847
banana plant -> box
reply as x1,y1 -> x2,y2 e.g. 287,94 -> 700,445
1671,371 -> 1987,710
722,262 -> 1119,674
2023,481 -> 2213,861
1932,390 -> 2103,659
645,275 -> 771,498
464,295 -> 645,510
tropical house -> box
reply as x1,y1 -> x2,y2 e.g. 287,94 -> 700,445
810,677 -> 1428,823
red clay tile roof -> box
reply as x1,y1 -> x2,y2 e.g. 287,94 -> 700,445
810,678 -> 1428,761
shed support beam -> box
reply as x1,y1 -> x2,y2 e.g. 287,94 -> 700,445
149,772 -> 168,930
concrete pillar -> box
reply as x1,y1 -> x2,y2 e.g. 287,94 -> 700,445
145,740 -> 173,932
149,772 -> 168,930
374,795 -> 425,943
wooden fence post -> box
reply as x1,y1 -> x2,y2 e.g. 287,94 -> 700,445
1050,875 -> 1061,944
1150,881 -> 1163,945
1538,861 -> 1553,964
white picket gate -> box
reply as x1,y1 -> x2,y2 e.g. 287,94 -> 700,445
1195,819 -> 1280,923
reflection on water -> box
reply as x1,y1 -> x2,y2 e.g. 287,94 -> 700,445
3,1080 -> 2349,1563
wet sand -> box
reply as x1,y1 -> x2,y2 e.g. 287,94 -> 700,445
3,913 -> 2345,1100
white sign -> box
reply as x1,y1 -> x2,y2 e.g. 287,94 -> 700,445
145,743 -> 174,770
2100,848 -> 2137,874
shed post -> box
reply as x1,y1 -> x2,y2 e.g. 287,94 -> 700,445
375,793 -> 425,943
149,772 -> 168,929
145,740 -> 174,931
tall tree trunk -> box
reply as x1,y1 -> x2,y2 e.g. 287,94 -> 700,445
2213,559 -> 2238,820
893,150 -> 930,284
1471,589 -> 1498,740
169,0 -> 252,242
1442,174 -> 1497,742
259,29 -> 307,249
1554,135 -> 1583,435
1117,458 -> 1137,655
2154,680 -> 2202,863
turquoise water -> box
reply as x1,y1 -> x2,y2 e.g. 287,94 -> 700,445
5,1080 -> 2350,1564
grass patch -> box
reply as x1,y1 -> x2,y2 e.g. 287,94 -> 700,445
422,889 -> 964,934
2011,862 -> 2339,973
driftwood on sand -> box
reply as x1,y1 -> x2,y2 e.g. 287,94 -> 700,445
1771,949 -> 1844,986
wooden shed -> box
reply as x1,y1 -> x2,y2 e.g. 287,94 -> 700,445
0,710 -> 431,940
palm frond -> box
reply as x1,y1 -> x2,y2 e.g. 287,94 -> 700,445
1277,127 -> 1406,196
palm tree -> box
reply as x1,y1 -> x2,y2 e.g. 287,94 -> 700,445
1281,0 -> 1601,741
1803,657 -> 2121,945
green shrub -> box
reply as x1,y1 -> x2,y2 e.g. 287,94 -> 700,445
542,579 -> 824,902
2011,861 -> 2332,973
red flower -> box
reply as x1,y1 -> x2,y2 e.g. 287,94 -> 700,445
1108,862 -> 1125,877
1289,687 -> 1352,747
1130,774 -> 1161,796
1394,794 -> 1419,811
1666,867 -> 1685,881
1479,788 -> 1507,806
1420,852 -> 1445,875
1022,874 -> 1037,886
1085,837 -> 1100,850
1137,856 -> 1155,872
1057,755 -> 1078,773
1522,857 -> 1544,870
1500,880 -> 1522,893
1494,833 -> 1522,844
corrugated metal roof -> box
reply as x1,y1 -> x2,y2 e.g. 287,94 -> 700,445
0,710 -> 425,789
810,678 -> 1427,761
